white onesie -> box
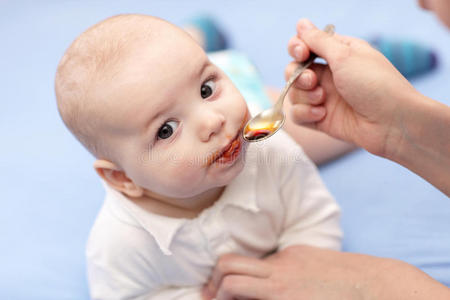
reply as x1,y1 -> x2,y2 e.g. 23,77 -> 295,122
86,129 -> 342,299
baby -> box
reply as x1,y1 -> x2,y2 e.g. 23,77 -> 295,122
55,14 -> 342,299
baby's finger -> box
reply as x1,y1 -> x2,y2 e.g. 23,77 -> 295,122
285,62 -> 318,91
290,103 -> 327,125
287,36 -> 310,62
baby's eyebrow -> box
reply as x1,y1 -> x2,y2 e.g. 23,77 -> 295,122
196,60 -> 210,78
142,104 -> 168,138
143,59 -> 211,139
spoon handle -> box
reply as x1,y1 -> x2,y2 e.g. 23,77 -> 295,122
275,24 -> 335,111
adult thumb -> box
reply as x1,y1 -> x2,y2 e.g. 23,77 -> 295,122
296,19 -> 347,64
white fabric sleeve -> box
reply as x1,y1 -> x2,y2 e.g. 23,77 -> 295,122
148,286 -> 203,299
88,242 -> 203,300
86,209 -> 160,299
86,207 -> 206,300
277,149 -> 342,251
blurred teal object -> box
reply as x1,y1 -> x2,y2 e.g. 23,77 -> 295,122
370,37 -> 438,78
209,50 -> 272,112
187,14 -> 439,79
185,15 -> 229,52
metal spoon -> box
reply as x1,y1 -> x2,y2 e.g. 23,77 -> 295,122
242,24 -> 335,142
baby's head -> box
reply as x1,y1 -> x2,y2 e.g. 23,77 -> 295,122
55,14 -> 249,208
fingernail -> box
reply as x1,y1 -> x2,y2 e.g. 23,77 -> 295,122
294,45 -> 303,60
299,19 -> 314,30
311,106 -> 325,116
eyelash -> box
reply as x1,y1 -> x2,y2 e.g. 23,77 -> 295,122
154,118 -> 178,141
204,72 -> 218,90
153,71 -> 220,143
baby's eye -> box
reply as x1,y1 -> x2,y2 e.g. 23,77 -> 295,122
200,79 -> 216,99
157,120 -> 179,140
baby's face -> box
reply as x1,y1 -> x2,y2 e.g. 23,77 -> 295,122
103,26 -> 249,200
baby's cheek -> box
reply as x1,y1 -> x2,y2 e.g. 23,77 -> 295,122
236,94 -> 249,118
165,158 -> 204,187
163,173 -> 206,197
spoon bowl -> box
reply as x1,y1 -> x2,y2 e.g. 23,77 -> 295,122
242,108 -> 285,141
243,24 -> 335,142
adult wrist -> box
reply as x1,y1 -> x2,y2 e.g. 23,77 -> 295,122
382,90 -> 450,195
382,90 -> 428,162
373,259 -> 450,299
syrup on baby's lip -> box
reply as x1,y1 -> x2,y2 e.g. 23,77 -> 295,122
205,133 -> 241,166
215,134 -> 242,164
206,111 -> 249,166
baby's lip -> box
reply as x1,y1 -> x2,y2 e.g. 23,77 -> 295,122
207,131 -> 241,166
206,110 -> 250,166
206,111 -> 249,167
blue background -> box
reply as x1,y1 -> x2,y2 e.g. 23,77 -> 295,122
1,1 -> 449,299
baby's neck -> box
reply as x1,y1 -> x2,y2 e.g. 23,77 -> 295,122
127,186 -> 226,219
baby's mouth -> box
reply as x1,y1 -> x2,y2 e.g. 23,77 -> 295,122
206,132 -> 241,166
205,110 -> 249,166
215,134 -> 242,163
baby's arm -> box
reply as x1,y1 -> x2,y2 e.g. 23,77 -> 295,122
276,137 -> 342,250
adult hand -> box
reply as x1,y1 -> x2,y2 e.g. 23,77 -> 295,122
286,19 -> 450,196
204,245 -> 450,300
286,19 -> 418,158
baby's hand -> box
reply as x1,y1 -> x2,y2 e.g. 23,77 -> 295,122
286,19 -> 419,158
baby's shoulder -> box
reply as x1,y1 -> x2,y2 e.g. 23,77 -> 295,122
86,202 -> 158,258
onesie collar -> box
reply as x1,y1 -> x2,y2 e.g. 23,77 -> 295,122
101,149 -> 259,256
103,182 -> 187,256
215,149 -> 259,213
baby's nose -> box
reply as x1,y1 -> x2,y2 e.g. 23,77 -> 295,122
198,111 -> 226,142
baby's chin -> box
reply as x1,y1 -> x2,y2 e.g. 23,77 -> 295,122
144,143 -> 248,200
164,164 -> 246,199
209,145 -> 248,184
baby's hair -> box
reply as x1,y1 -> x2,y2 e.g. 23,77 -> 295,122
55,14 -> 166,159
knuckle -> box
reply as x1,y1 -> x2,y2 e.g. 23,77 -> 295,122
216,258 -> 229,273
288,89 -> 304,104
333,44 -> 351,64
358,39 -> 371,48
221,276 -> 237,293
288,36 -> 298,48
304,28 -> 321,42
216,253 -> 237,272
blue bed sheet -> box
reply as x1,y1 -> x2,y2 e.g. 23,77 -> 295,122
1,1 -> 449,299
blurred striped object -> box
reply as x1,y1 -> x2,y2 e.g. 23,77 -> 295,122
185,15 -> 438,79
370,37 -> 438,78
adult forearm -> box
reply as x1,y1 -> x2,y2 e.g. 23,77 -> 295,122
368,258 -> 450,300
207,245 -> 450,300
385,92 -> 450,196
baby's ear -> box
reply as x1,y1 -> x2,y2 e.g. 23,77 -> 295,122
93,160 -> 144,198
